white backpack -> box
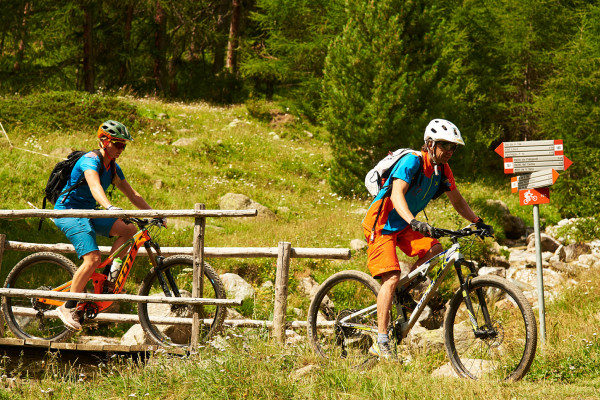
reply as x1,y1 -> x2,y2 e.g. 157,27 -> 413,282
364,148 -> 421,197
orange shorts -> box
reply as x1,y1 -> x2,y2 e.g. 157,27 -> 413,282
363,226 -> 439,278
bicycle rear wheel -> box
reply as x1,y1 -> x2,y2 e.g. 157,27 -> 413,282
307,270 -> 381,369
1,252 -> 77,341
138,255 -> 226,347
444,275 -> 537,381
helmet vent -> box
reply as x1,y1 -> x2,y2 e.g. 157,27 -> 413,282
442,125 -> 448,131
431,128 -> 437,134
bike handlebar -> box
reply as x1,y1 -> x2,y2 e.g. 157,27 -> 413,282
430,225 -> 494,240
123,217 -> 166,229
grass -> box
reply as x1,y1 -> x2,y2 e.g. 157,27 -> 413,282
0,92 -> 597,398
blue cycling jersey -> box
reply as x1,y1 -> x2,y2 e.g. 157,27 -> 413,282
54,151 -> 125,210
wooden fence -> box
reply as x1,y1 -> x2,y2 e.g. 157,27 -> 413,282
0,206 -> 351,347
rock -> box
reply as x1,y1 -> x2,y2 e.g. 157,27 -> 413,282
490,255 -> 511,269
560,243 -> 591,262
350,239 -> 368,251
172,137 -> 197,146
285,329 -> 304,345
478,267 -> 506,278
432,360 -> 492,379
120,324 -> 147,346
221,273 -> 255,301
417,306 -> 444,330
145,291 -> 194,344
219,193 -> 276,220
503,215 -> 527,240
485,199 -> 510,215
506,267 -> 565,290
79,336 -> 121,346
290,364 -> 320,380
154,179 -> 164,190
526,233 -> 561,252
431,362 -> 460,378
225,307 -> 245,320
261,280 -> 274,290
408,326 -> 444,351
577,254 -> 600,268
298,277 -> 333,308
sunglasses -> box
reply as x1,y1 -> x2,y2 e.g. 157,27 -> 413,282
111,141 -> 127,150
438,141 -> 458,152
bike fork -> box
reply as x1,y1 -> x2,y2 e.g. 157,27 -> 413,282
145,242 -> 181,299
455,261 -> 494,331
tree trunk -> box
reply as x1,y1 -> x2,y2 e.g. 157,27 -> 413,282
212,0 -> 230,74
13,2 -> 31,72
225,0 -> 241,74
153,0 -> 168,96
119,2 -> 134,84
82,4 -> 95,93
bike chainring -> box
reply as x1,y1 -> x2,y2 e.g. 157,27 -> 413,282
82,302 -> 99,320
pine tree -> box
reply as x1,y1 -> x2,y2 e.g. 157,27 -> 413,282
322,0 -> 454,196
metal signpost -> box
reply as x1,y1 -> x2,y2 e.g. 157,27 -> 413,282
495,139 -> 573,344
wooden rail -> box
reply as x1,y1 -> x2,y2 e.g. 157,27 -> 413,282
3,241 -> 351,259
0,207 -> 352,346
0,288 -> 241,306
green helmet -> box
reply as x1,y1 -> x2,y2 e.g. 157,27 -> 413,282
97,120 -> 133,142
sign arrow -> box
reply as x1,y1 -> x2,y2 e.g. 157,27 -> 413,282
504,155 -> 572,174
495,139 -> 564,158
511,169 -> 559,193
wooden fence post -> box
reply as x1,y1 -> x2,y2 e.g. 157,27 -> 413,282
0,234 -> 5,336
273,241 -> 291,344
190,204 -> 206,350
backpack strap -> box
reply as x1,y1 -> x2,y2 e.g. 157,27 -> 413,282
369,157 -> 424,241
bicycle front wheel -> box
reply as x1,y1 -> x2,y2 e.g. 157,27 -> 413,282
307,270 -> 381,368
138,255 -> 226,347
444,275 -> 537,381
1,252 -> 77,342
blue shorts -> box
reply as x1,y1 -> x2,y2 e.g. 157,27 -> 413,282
54,217 -> 118,258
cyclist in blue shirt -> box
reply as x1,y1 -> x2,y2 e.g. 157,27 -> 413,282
54,120 -> 159,331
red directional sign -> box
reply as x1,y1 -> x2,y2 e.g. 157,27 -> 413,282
519,188 -> 550,206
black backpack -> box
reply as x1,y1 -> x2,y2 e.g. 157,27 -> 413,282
39,149 -> 116,228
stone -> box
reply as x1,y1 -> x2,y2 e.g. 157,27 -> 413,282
417,306 -> 444,330
146,290 -> 193,344
506,267 -> 565,290
478,267 -> 506,278
431,362 -> 460,378
120,324 -> 147,346
560,243 -> 591,262
298,277 -> 333,308
485,199 -> 510,215
408,326 -> 444,351
154,179 -> 164,190
221,273 -> 255,301
172,137 -> 197,146
490,255 -> 511,269
350,239 -> 368,251
578,254 -> 600,268
219,193 -> 276,220
290,364 -> 320,380
503,215 -> 527,240
225,307 -> 245,320
526,233 -> 561,252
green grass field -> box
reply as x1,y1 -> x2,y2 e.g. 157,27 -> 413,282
0,93 -> 597,398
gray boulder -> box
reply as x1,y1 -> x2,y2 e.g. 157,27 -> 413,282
219,193 -> 276,220
221,273 -> 255,301
526,233 -> 561,252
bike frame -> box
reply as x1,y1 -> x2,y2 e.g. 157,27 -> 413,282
339,237 -> 493,341
39,222 -> 163,314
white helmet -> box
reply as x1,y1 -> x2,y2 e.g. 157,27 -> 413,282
424,119 -> 464,145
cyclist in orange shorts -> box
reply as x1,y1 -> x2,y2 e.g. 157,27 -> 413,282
361,119 -> 493,360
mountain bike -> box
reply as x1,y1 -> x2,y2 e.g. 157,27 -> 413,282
1,218 -> 226,347
307,225 -> 537,381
